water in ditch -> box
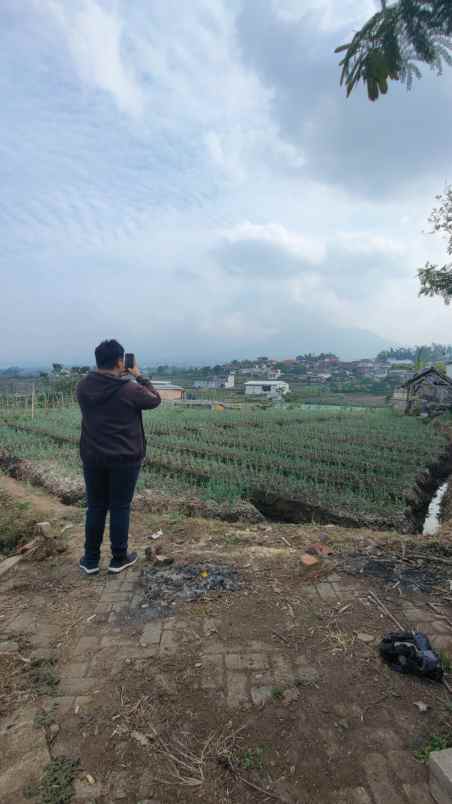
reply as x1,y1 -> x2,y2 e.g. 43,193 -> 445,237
423,481 -> 448,536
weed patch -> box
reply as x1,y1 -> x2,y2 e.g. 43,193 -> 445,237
0,489 -> 37,554
34,706 -> 57,730
415,733 -> 452,762
241,747 -> 265,770
28,658 -> 59,696
24,757 -> 79,804
224,535 -> 242,546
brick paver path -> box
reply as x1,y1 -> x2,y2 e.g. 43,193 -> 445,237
2,566 -> 448,803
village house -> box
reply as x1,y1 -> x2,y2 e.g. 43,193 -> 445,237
392,367 -> 452,415
150,381 -> 185,401
193,372 -> 235,390
245,380 -> 290,397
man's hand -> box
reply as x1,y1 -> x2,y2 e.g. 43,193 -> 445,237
127,361 -> 141,379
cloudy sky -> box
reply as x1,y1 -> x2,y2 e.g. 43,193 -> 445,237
2,0 -> 452,365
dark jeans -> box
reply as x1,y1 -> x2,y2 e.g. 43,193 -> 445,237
83,462 -> 141,564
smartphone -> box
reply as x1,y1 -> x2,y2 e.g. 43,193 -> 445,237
125,353 -> 135,370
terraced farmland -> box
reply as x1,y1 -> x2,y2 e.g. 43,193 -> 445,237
0,405 -> 450,530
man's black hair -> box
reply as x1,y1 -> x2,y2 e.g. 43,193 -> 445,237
95,340 -> 125,370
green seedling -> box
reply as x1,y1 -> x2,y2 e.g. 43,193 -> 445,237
242,747 -> 265,770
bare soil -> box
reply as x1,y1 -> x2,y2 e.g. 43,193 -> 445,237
1,474 -> 452,803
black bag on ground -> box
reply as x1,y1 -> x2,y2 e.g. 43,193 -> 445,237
379,631 -> 443,681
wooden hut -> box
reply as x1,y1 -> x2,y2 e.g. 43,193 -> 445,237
392,367 -> 452,415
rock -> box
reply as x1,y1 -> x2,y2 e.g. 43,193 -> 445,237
131,731 -> 150,747
154,555 -> 174,567
414,701 -> 429,713
357,633 -> 375,644
301,553 -> 320,567
29,521 -> 67,561
144,546 -> 170,564
296,667 -> 320,686
49,723 -> 60,740
282,688 -> 300,705
34,522 -> 53,539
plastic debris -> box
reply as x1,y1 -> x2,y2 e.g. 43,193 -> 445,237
379,631 -> 443,681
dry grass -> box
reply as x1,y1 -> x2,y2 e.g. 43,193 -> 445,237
150,723 -> 246,787
321,622 -> 357,654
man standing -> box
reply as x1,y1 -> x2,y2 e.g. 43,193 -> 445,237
77,340 -> 161,575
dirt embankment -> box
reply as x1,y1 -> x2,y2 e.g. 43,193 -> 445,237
0,451 -> 264,524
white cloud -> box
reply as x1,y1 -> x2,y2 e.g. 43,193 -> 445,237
271,0 -> 377,31
336,231 -> 407,258
1,0 -> 452,365
218,222 -> 326,268
45,0 -> 144,117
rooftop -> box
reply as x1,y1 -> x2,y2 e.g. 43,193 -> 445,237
152,381 -> 185,391
403,367 -> 452,387
245,380 -> 288,386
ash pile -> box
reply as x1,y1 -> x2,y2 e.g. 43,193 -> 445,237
140,563 -> 240,618
341,553 -> 449,594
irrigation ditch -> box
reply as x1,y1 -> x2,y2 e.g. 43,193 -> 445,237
1,420 -> 452,534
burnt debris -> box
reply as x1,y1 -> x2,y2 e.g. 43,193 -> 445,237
341,553 -> 449,594
139,562 -> 240,618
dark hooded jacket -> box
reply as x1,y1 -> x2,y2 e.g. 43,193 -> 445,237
77,372 -> 161,464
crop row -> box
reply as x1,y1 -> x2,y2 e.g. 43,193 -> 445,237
7,406 -> 445,463
148,428 -> 437,475
140,454 -> 405,515
4,420 -> 426,493
2,421 -> 405,494
1,405 -> 448,519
